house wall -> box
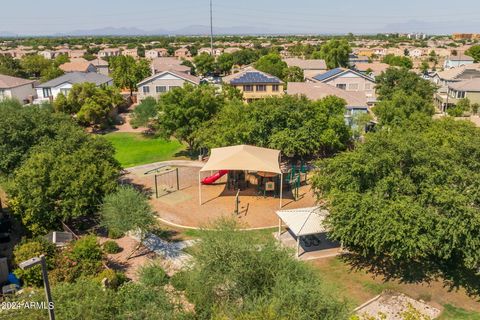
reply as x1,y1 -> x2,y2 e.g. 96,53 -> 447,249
232,84 -> 284,101
466,91 -> 480,104
96,66 -> 109,76
137,74 -> 193,101
9,83 -> 36,103
323,73 -> 375,95
444,60 -> 474,69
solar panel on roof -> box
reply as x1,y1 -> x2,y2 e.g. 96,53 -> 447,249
313,68 -> 344,81
230,71 -> 282,84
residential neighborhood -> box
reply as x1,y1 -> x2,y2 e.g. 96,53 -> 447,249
0,1 -> 480,319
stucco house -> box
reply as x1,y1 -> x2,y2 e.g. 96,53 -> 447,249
444,55 -> 475,69
435,78 -> 480,112
98,48 -> 121,58
35,72 -> 113,102
151,57 -> 191,75
136,70 -> 200,102
0,74 -> 36,104
223,67 -> 284,102
174,48 -> 191,59
90,58 -> 109,76
59,60 -> 97,73
122,48 -> 138,59
146,48 -> 169,59
283,58 -> 327,79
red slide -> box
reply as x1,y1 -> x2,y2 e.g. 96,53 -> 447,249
202,170 -> 228,185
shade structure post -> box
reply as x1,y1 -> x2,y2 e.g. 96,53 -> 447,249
277,218 -> 282,240
198,171 -> 202,205
296,235 -> 300,258
279,173 -> 283,208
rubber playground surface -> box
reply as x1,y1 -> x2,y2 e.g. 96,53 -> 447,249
123,164 -> 317,229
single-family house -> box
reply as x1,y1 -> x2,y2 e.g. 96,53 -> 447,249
137,70 -> 200,102
430,63 -> 480,87
59,60 -> 97,73
354,62 -> 390,77
223,67 -> 284,102
90,58 -> 109,76
409,48 -> 424,58
435,78 -> 480,112
444,55 -> 475,69
287,82 -> 370,126
145,48 -> 168,59
151,57 -> 191,75
174,48 -> 191,59
224,47 -> 241,54
0,74 -> 36,104
349,54 -> 370,66
39,50 -> 56,60
310,68 -> 376,104
283,58 -> 327,79
122,48 -> 138,58
68,50 -> 86,59
35,72 -> 113,102
197,48 -> 213,55
98,48 -> 121,58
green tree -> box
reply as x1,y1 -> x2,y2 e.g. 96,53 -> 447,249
157,83 -> 224,152
254,53 -> 287,78
313,39 -> 352,69
177,219 -> 348,319
20,54 -> 51,78
193,52 -> 216,76
283,66 -> 304,82
375,67 -> 437,101
231,49 -> 260,66
311,119 -> 480,277
465,45 -> 480,62
0,55 -> 24,77
216,53 -> 234,75
382,54 -> 413,69
420,60 -> 430,74
109,55 -> 151,96
8,125 -> 120,234
100,185 -> 156,259
40,65 -> 64,82
130,97 -> 158,129
447,98 -> 470,117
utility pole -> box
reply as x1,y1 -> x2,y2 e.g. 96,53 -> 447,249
210,0 -> 214,56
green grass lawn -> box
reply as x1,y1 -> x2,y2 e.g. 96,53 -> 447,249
104,132 -> 186,168
438,305 -> 480,320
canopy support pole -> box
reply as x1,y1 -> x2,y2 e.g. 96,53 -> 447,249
279,173 -> 283,208
198,171 -> 202,205
277,218 -> 282,240
296,236 -> 300,258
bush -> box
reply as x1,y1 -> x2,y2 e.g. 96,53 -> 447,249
13,238 -> 57,287
130,97 -> 158,129
95,269 -> 128,289
107,228 -> 123,239
103,240 -> 121,254
50,235 -> 104,283
138,261 -> 169,287
170,270 -> 189,291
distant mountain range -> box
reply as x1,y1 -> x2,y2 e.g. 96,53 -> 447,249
0,25 -> 280,37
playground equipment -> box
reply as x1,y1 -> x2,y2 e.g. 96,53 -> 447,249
153,167 -> 180,198
201,170 -> 228,185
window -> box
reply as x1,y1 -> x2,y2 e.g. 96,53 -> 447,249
156,86 -> 167,93
336,84 -> 347,90
256,85 -> 266,92
272,85 -> 279,92
365,83 -> 372,90
457,91 -> 466,99
348,83 -> 359,91
142,86 -> 150,94
243,85 -> 254,92
60,88 -> 70,96
42,88 -> 52,98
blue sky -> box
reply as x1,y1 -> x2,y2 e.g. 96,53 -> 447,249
2,0 -> 480,35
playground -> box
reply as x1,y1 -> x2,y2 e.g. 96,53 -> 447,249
123,150 -> 317,229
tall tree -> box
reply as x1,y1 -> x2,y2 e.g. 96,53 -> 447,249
156,83 -> 224,152
20,54 -> 53,78
313,39 -> 351,69
254,53 -> 287,79
311,119 -> 480,278
375,67 -> 437,101
465,45 -> 480,62
193,53 -> 216,76
283,66 -> 304,82
109,56 -> 151,97
216,53 -> 234,75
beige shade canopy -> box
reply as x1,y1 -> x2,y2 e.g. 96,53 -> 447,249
276,207 -> 329,237
200,145 -> 282,174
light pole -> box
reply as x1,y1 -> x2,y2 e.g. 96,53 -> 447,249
19,255 -> 55,320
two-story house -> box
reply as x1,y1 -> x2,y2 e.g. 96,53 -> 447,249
436,78 -> 480,112
136,70 -> 200,102
444,55 -> 475,69
174,48 -> 191,59
223,67 -> 284,102
283,58 -> 327,79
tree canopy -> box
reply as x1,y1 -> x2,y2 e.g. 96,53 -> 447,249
193,52 -> 216,76
254,53 -> 288,79
312,39 -> 351,69
109,55 -> 151,96
382,54 -> 413,69
198,95 -> 351,158
311,118 -> 480,277
465,45 -> 480,62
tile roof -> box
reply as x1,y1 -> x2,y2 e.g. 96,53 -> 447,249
0,74 -> 34,89
312,68 -> 375,83
283,58 -> 327,70
435,63 -> 480,80
152,57 -> 190,73
59,61 -> 95,72
287,82 -> 367,107
354,62 -> 390,76
224,67 -> 283,85
89,58 -> 108,67
448,78 -> 480,92
36,72 -> 112,88
137,70 -> 200,86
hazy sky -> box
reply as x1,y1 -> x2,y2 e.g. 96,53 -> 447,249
1,0 -> 480,35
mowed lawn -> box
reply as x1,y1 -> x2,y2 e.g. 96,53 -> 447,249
309,257 -> 480,319
104,132 -> 186,168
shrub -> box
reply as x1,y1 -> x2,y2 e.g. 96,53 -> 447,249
103,240 -> 121,254
95,269 -> 128,289
130,97 -> 158,129
107,228 -> 123,239
13,238 -> 57,287
138,261 -> 169,287
170,270 -> 189,291
50,235 -> 104,283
